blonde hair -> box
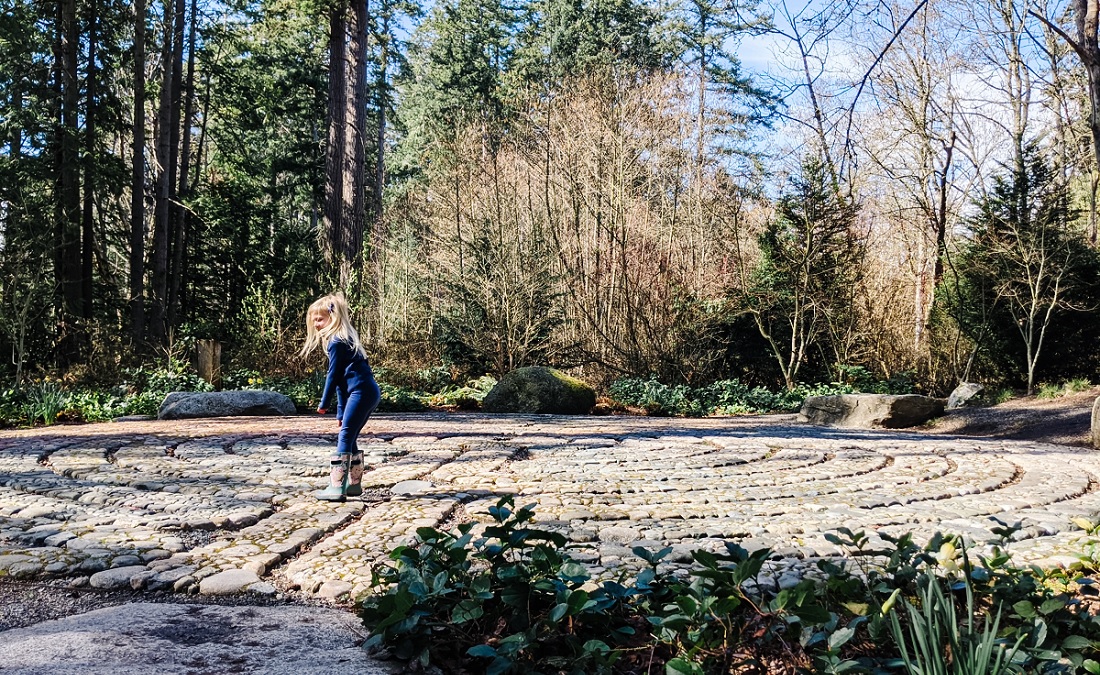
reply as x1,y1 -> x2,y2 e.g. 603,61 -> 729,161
300,293 -> 368,359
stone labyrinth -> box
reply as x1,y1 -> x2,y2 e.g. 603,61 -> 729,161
1,413 -> 1099,600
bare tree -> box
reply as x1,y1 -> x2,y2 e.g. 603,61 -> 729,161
1030,0 -> 1100,243
855,0 -> 968,356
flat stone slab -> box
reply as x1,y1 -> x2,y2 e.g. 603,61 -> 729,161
158,390 -> 296,420
89,565 -> 149,590
198,568 -> 261,595
0,603 -> 397,674
800,393 -> 945,428
390,479 -> 434,495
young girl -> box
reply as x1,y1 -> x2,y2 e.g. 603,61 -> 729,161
300,293 -> 381,501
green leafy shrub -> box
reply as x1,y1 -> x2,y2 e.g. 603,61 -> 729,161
222,368 -> 263,390
429,375 -> 497,409
360,497 -> 632,673
607,377 -> 860,417
1037,382 -> 1065,400
1066,378 -> 1093,393
118,391 -> 165,417
416,365 -> 455,393
834,364 -> 915,395
223,369 -> 325,409
62,390 -> 128,422
376,382 -> 428,412
1037,379 -> 1094,400
974,387 -> 1016,406
361,501 -> 1100,674
123,364 -> 213,397
0,387 -> 29,426
607,378 -> 703,416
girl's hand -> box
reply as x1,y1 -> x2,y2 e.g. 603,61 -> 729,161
317,408 -> 327,415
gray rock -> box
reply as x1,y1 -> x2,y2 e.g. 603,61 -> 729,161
89,565 -> 148,590
112,415 -> 155,422
247,581 -> 279,596
560,509 -> 596,521
599,526 -> 640,544
0,554 -> 34,572
9,562 -> 43,579
172,575 -> 196,592
799,394 -> 945,429
158,390 -> 296,420
198,568 -> 261,595
0,603 -> 397,675
318,580 -> 354,599
43,532 -> 75,547
130,570 -> 158,590
947,383 -> 984,410
141,549 -> 172,562
79,558 -> 109,574
482,366 -> 596,415
390,480 -> 434,495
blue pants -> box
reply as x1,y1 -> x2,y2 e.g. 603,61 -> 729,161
337,380 -> 381,455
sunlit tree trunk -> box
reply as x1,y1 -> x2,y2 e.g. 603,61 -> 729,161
81,0 -> 98,325
130,0 -> 146,345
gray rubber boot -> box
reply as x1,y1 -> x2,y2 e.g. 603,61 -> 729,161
345,453 -> 365,498
315,454 -> 350,502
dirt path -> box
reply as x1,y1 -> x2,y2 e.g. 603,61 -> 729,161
921,387 -> 1098,448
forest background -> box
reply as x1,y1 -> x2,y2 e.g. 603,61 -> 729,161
3,0 -> 1100,415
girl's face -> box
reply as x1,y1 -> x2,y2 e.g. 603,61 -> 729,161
310,310 -> 332,333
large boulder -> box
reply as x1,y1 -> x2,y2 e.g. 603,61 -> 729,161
482,367 -> 596,415
947,382 -> 984,410
158,390 -> 296,420
799,393 -> 945,429
1092,397 -> 1100,449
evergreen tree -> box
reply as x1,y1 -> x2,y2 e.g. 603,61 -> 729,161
511,0 -> 672,86
188,0 -> 328,347
670,0 -> 774,166
745,157 -> 863,389
395,0 -> 518,170
942,147 -> 1100,392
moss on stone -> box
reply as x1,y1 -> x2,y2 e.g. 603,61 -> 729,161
482,367 -> 596,415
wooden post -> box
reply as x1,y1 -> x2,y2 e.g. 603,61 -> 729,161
1092,396 -> 1100,449
196,339 -> 222,389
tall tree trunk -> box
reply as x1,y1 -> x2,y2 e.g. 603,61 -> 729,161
54,0 -> 83,362
130,0 -> 147,345
164,0 -> 185,328
168,0 -> 196,329
1079,0 -> 1100,244
81,0 -> 98,324
150,0 -> 175,345
371,10 -> 388,309
323,5 -> 349,281
374,14 -> 387,220
347,0 -> 369,290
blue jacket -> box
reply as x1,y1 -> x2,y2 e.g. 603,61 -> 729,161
319,338 -> 376,420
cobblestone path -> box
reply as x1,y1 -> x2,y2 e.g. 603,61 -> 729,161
1,413 -> 1097,600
